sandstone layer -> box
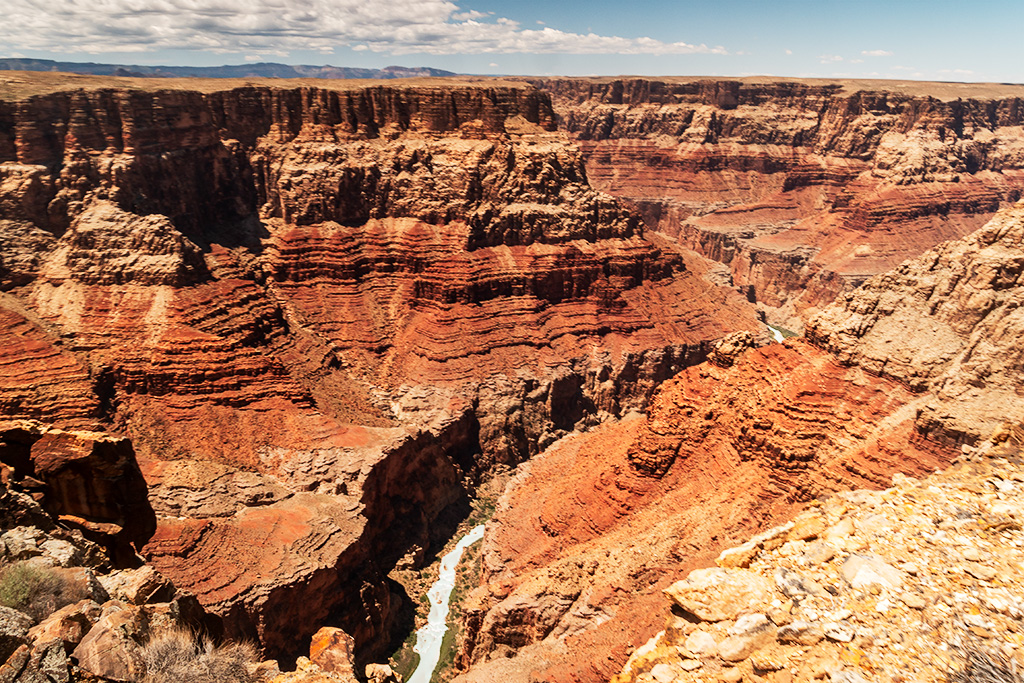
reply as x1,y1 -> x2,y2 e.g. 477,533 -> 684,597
454,200 -> 1024,683
0,74 -> 760,662
534,77 -> 1024,329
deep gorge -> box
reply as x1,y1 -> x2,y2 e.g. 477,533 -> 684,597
0,73 -> 1023,683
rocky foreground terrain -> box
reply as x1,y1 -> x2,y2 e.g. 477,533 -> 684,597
616,425 -> 1024,683
0,71 -> 1022,683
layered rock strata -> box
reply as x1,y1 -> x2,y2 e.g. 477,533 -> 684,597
454,201 -> 1024,683
535,77 -> 1024,329
0,74 -> 760,662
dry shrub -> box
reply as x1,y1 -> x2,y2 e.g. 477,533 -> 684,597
950,645 -> 1024,683
142,628 -> 259,683
0,562 -> 81,622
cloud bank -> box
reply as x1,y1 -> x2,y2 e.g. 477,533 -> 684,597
0,0 -> 728,56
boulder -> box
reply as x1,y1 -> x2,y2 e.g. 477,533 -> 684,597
0,607 -> 32,662
28,638 -> 69,683
98,567 -> 174,606
718,613 -> 776,662
70,603 -> 147,681
308,627 -> 357,680
664,568 -> 774,622
841,554 -> 904,591
365,662 -> 402,683
27,600 -> 101,652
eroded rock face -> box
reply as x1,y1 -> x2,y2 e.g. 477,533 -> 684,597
453,345 -> 948,683
0,76 -> 761,662
806,200 -> 1024,444
535,77 -> 1024,329
0,422 -> 154,563
454,202 -> 1024,683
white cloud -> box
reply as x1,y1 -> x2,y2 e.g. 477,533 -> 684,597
850,58 -> 864,64
818,54 -> 844,63
784,49 -> 792,55
0,0 -> 731,57
861,49 -> 894,57
938,68 -> 974,75
489,62 -> 498,67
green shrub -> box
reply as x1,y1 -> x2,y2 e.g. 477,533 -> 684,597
0,562 -> 77,622
143,628 -> 259,683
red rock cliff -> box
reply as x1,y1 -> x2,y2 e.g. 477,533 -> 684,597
533,77 -> 1024,330
453,199 -> 1024,683
0,75 -> 760,662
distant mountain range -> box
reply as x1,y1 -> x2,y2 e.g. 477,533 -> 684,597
0,58 -> 458,79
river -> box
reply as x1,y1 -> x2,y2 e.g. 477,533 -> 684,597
766,324 -> 786,343
407,523 -> 486,683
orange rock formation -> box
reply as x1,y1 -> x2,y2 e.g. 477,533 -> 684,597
0,74 -> 758,662
454,201 -> 1024,683
536,78 -> 1024,329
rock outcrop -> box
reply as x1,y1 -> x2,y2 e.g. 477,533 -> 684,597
0,464 -> 218,683
615,429 -> 1024,683
0,421 -> 154,563
535,77 -> 1024,329
0,74 -> 760,663
453,201 -> 1024,683
806,200 -> 1024,445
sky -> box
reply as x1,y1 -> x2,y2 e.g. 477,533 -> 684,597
1,0 -> 1022,82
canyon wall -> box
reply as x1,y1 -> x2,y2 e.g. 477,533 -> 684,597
0,75 -> 760,662
454,200 -> 1024,683
534,77 -> 1024,329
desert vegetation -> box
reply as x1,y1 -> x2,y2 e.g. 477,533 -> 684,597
0,561 -> 84,622
142,628 -> 260,683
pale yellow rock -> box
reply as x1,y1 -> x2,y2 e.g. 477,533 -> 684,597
788,512 -> 826,542
665,568 -> 774,622
824,518 -> 855,543
718,540 -> 760,569
649,663 -> 676,683
721,668 -> 743,683
749,645 -> 788,672
684,629 -> 718,657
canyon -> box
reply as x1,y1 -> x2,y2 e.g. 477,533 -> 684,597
0,72 -> 757,667
454,198 -> 1024,683
0,71 -> 1021,683
536,77 -> 1024,330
